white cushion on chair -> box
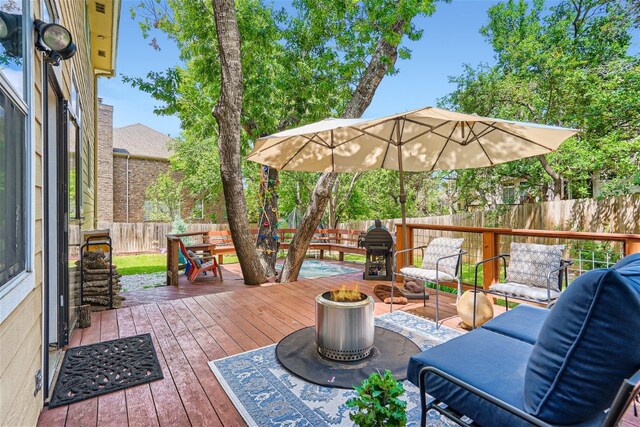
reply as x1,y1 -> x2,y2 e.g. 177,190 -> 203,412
421,237 -> 464,277
490,282 -> 560,302
201,261 -> 215,269
400,267 -> 455,283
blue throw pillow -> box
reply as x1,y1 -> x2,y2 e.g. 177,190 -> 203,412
523,259 -> 640,424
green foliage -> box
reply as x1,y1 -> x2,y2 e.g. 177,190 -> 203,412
171,216 -> 187,234
572,240 -> 619,270
145,172 -> 183,222
126,0 -> 445,225
441,0 -> 640,205
346,370 -> 407,427
113,254 -> 167,276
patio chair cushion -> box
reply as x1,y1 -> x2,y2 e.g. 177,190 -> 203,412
420,237 -> 464,277
612,252 -> 640,269
481,305 -> 549,345
505,243 -> 565,291
186,250 -> 203,267
399,267 -> 455,283
523,255 -> 640,425
408,328 -> 535,427
489,282 -> 560,302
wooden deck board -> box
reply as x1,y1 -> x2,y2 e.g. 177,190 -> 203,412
120,306 -> 161,427
96,310 -> 128,427
65,311 -> 101,427
128,305 -> 189,427
37,263 -> 639,427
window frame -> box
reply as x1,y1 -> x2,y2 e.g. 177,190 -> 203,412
193,199 -> 205,220
0,0 -> 35,323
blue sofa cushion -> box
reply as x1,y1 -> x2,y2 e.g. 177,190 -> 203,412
524,255 -> 640,424
481,305 -> 549,345
612,252 -> 640,270
408,328 -> 534,427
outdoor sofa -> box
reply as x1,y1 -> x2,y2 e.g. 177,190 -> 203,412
408,252 -> 640,426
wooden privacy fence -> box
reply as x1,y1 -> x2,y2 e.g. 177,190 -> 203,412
70,222 -> 230,253
339,194 -> 640,235
78,195 -> 639,254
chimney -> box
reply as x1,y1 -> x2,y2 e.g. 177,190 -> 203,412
96,100 -> 114,222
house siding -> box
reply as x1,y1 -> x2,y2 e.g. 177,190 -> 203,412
0,1 -> 107,425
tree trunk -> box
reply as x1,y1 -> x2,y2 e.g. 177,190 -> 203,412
537,154 -> 563,200
280,20 -> 405,282
211,0 -> 267,285
328,178 -> 339,228
256,166 -> 279,277
334,172 -> 361,227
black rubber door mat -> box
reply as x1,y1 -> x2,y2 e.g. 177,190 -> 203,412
49,333 -> 163,408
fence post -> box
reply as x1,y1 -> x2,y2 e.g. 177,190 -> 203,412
625,238 -> 640,255
482,230 -> 500,289
166,236 -> 179,286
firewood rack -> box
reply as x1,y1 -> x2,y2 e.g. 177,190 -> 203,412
80,235 -> 114,309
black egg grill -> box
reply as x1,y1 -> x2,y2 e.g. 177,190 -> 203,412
358,220 -> 394,281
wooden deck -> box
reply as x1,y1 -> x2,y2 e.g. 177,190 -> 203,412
37,265 -> 639,427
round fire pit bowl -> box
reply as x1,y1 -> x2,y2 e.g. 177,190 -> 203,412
315,291 -> 375,362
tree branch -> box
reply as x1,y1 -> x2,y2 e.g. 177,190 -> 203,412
280,17 -> 406,282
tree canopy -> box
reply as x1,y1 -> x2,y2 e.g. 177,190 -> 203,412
442,0 -> 640,203
129,0 -> 639,231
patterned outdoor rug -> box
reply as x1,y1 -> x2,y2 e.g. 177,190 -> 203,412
208,311 -> 462,426
49,333 -> 163,408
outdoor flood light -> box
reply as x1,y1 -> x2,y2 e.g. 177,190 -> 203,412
0,11 -> 22,58
34,19 -> 76,66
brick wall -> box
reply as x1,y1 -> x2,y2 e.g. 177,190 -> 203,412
97,100 -> 224,223
112,156 -> 225,223
113,156 -> 170,222
96,100 -> 114,222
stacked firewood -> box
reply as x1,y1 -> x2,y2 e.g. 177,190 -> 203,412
80,250 -> 125,310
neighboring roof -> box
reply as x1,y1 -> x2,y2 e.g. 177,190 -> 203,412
113,124 -> 173,159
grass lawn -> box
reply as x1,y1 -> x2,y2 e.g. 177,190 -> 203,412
114,253 -> 167,276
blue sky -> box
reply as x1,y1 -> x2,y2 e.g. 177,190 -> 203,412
100,0 -> 639,137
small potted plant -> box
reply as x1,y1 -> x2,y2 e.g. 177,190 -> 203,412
346,370 -> 407,427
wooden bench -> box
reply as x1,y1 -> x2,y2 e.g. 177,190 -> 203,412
278,228 -> 365,260
166,228 -> 366,285
176,228 -> 364,264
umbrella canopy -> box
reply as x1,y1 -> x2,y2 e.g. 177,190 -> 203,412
247,106 -> 578,267
247,107 -> 578,173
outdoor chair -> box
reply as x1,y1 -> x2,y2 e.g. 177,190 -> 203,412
472,242 -> 572,328
408,252 -> 640,427
392,237 -> 466,327
178,240 -> 223,283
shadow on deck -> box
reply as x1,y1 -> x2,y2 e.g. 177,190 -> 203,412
37,261 -> 639,427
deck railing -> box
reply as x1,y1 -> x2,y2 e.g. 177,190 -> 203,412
394,224 -> 640,288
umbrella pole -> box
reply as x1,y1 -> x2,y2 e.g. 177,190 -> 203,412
396,123 -> 409,270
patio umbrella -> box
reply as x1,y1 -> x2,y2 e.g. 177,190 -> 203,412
247,107 -> 579,260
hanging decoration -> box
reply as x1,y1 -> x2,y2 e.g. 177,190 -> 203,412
256,164 -> 280,246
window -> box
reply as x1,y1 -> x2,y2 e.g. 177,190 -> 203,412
192,199 -> 204,219
0,0 -> 27,289
502,185 -> 516,205
0,90 -> 26,287
0,1 -> 25,99
144,199 -> 179,222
